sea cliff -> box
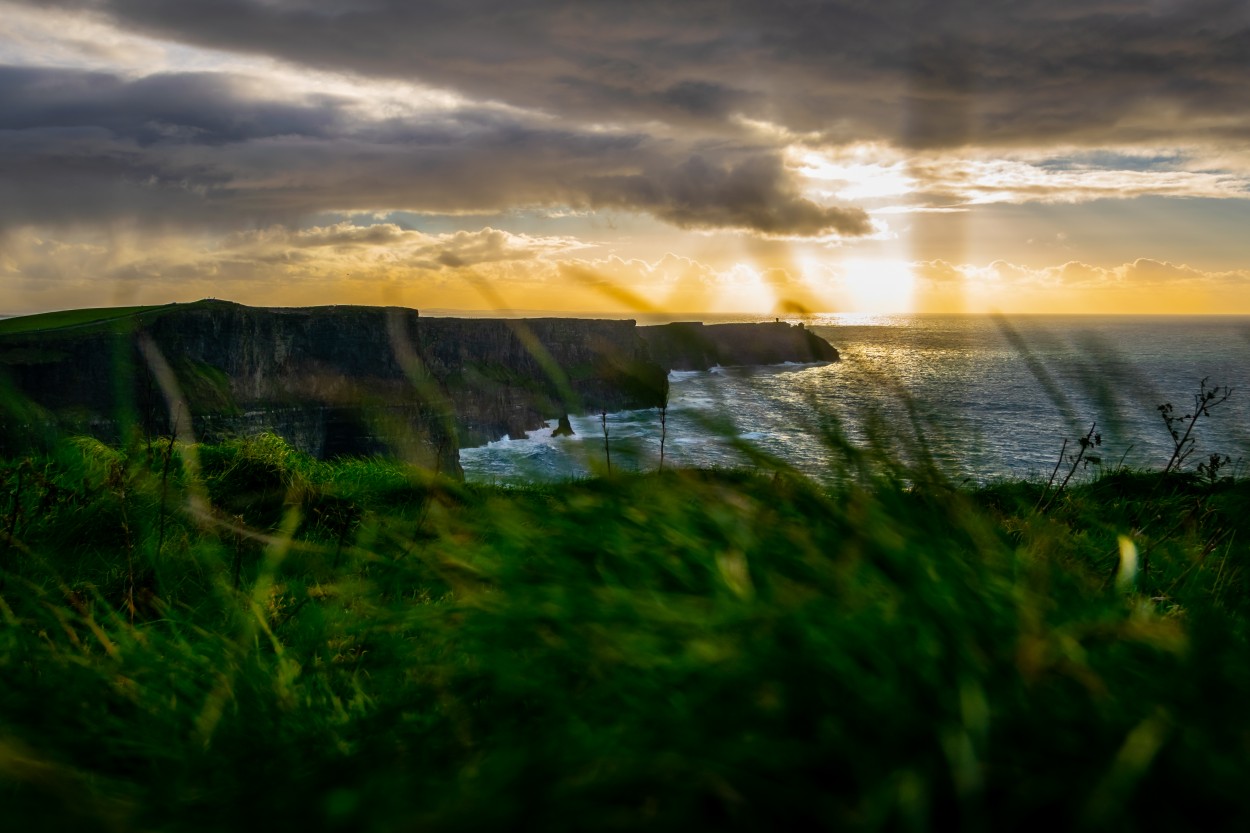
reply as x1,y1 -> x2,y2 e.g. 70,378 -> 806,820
0,301 -> 838,474
639,320 -> 840,370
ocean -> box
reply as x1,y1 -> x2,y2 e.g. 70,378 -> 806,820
459,315 -> 1250,485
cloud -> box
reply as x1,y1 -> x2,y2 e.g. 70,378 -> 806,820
0,65 -> 346,141
1116,258 -> 1209,285
584,154 -> 872,236
4,0 -> 1250,311
913,257 -> 1250,293
558,253 -> 716,289
0,221 -> 819,313
0,65 -> 872,237
5,220 -> 1250,314
0,1 -> 170,70
10,0 -> 1250,149
788,143 -> 1250,218
912,259 -> 966,285
419,228 -> 584,269
0,223 -> 586,296
3,3 -> 1248,240
226,224 -> 585,273
910,155 -> 1250,206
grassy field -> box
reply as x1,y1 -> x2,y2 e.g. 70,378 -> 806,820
0,304 -> 172,336
2,430 -> 1249,831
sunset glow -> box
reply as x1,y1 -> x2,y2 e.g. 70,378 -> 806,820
837,260 -> 916,315
3,1 -> 1249,316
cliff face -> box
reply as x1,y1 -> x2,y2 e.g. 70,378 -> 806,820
0,302 -> 463,475
416,317 -> 667,447
639,321 -> 840,370
0,302 -> 838,474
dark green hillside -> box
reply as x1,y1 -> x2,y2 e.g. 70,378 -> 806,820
0,304 -> 168,335
0,300 -> 247,337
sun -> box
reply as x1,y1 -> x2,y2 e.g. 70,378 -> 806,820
790,145 -> 915,201
838,259 -> 915,313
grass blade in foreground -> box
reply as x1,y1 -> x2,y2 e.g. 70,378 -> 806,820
1,434 -> 1250,830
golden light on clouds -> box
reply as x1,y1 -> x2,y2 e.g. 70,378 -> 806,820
2,0 -> 1250,316
792,146 -> 917,202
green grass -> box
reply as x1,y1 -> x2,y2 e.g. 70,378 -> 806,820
174,358 -> 240,415
0,304 -> 171,336
2,433 -> 1250,830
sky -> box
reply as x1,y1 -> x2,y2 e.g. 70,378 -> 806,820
2,0 -> 1249,316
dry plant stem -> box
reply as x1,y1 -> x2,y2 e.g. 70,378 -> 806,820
1056,423 -> 1098,495
1039,423 -> 1098,513
1036,438 -> 1068,512
1115,445 -> 1134,473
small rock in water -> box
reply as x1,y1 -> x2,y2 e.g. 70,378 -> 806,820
552,414 -> 575,437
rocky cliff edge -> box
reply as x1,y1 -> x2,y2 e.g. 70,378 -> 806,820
0,301 -> 838,475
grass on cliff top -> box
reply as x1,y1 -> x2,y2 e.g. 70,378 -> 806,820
2,432 -> 1250,831
0,300 -> 263,337
0,304 -> 172,336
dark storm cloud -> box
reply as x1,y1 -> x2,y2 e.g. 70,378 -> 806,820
585,155 -> 871,236
0,66 -> 861,236
13,0 -> 1250,147
6,0 -> 1249,244
0,66 -> 345,143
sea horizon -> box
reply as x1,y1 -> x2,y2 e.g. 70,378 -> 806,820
463,313 -> 1250,484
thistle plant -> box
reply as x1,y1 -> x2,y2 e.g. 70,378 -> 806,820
1037,421 -> 1101,512
1159,377 -> 1233,475
1196,452 -> 1234,484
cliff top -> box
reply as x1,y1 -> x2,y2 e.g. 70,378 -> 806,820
4,300 -> 840,367
0,300 -> 655,340
0,299 -> 427,338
